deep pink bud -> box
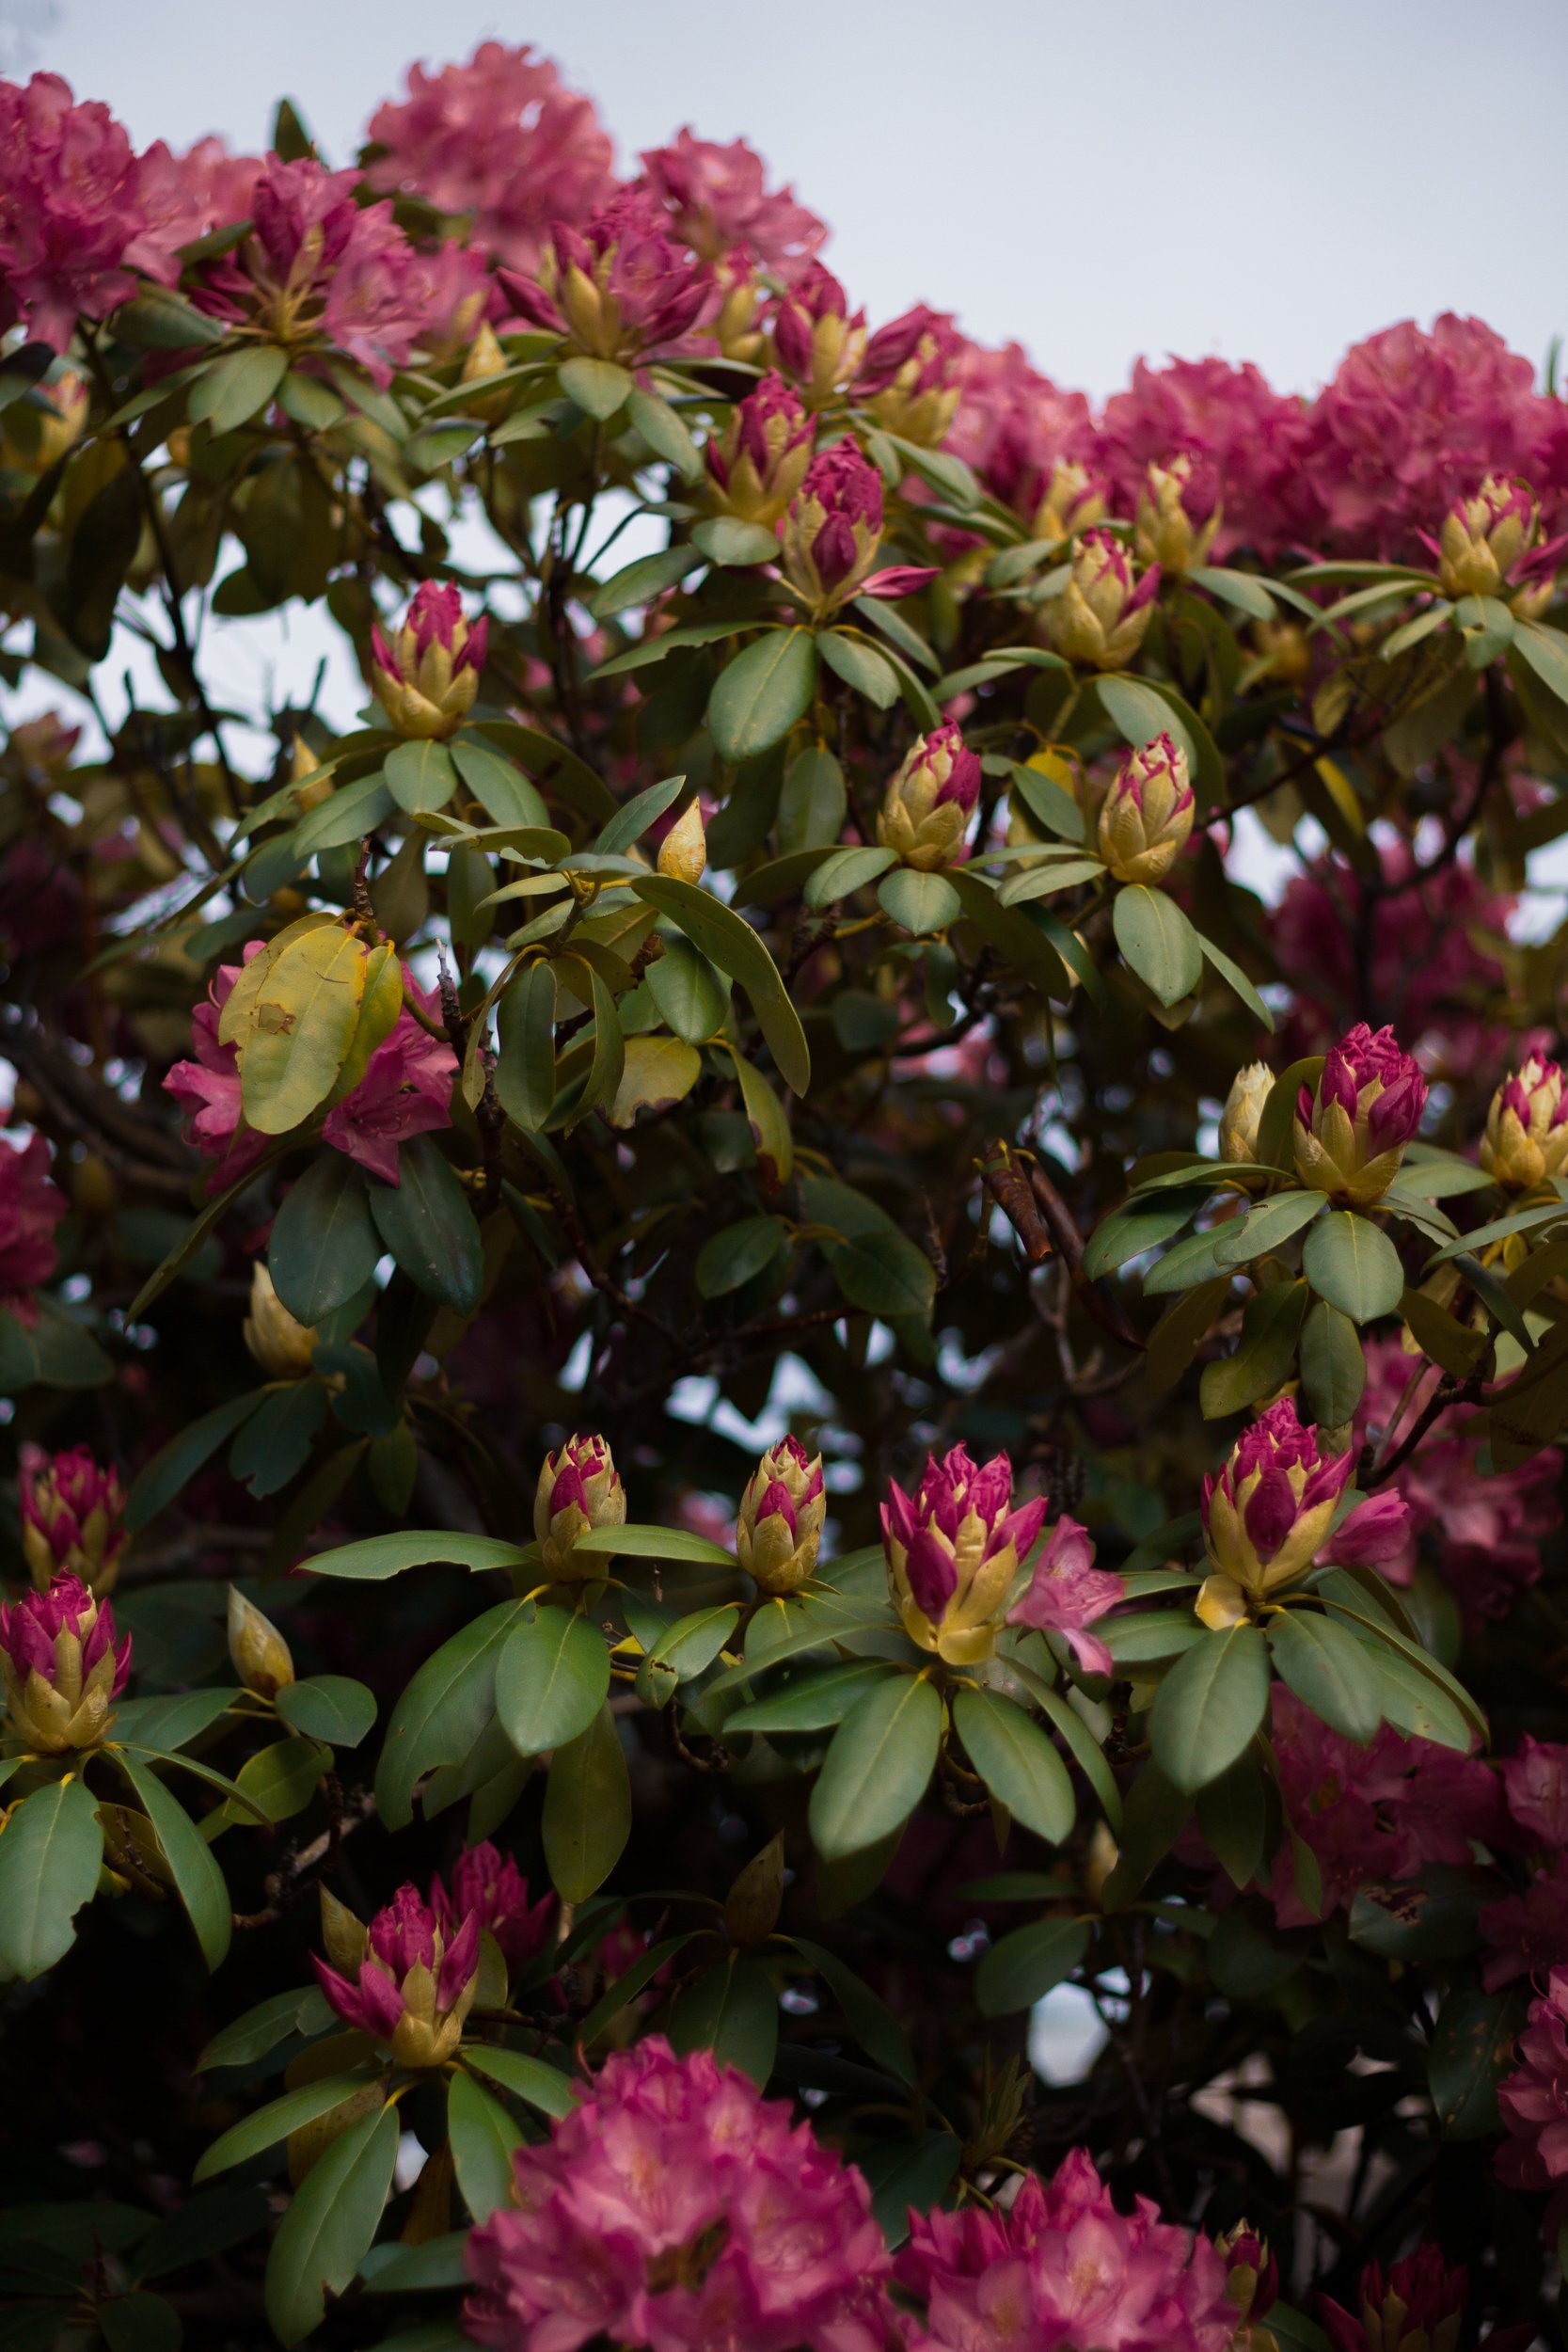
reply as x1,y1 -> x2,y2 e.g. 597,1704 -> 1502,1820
1,1572 -> 131,1751
1196,1397 -> 1357,1626
1295,1023 -> 1427,1206
434,1841 -> 556,1968
1321,2248 -> 1467,2352
780,440 -> 887,606
313,1882 -> 481,2066
19,1443 -> 128,1596
882,1444 -> 1047,1663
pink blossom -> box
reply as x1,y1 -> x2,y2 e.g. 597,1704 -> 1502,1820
1497,1965 -> 1568,2187
882,1444 -> 1047,1645
896,2146 -> 1235,2352
433,1841 -> 555,1968
1007,1515 -> 1125,1677
1480,1860 -> 1568,1991
499,185 -> 715,361
1307,314 -> 1559,558
313,1882 -> 481,2065
1089,355 -> 1320,562
464,2036 -> 893,2352
365,44 -> 615,277
19,1444 -> 127,1594
1501,1737 -> 1568,1851
0,1131 -> 68,1325
640,130 -> 826,278
942,339 -> 1095,525
0,73 -> 173,348
130,136 -> 261,280
1354,1338 -> 1560,1632
163,946 -> 456,1191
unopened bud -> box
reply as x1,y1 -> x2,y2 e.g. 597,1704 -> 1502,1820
657,800 -> 707,883
876,723 -> 981,872
371,583 -> 488,741
228,1586 -> 294,1699
1481,1055 -> 1568,1193
1132,455 -> 1220,579
319,1884 -> 368,1972
244,1263 -> 318,1379
723,1833 -> 785,1946
1096,733 -> 1195,885
290,736 -> 332,812
1033,460 -> 1108,547
736,1437 -> 826,1595
1437,475 -> 1539,602
1219,1062 -> 1274,1177
1048,530 -> 1161,671
534,1435 -> 626,1581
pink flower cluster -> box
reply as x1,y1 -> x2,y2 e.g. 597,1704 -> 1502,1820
464,2036 -> 892,2352
640,128 -> 825,278
1264,1686 -> 1502,1928
314,1880 -> 480,2058
1497,1965 -> 1568,2188
0,1131 -> 68,1325
163,945 -> 456,1192
896,2146 -> 1236,2352
1354,1339 -> 1560,1631
434,1837 -> 554,1967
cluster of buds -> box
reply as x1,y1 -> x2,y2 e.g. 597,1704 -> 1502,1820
858,305 -> 964,447
1219,1061 -> 1274,1171
1132,453 -> 1221,578
1096,732 -> 1195,886
1481,1055 -> 1568,1193
534,1434 -> 626,1581
1196,1396 -> 1409,1629
313,1883 -> 481,2068
736,1436 -> 826,1594
881,1445 -> 1046,1664
372,581 -> 488,740
780,441 -> 883,608
1217,2224 -> 1280,2352
1293,1023 -> 1427,1207
705,372 -> 814,527
1032,459 -> 1108,548
227,1587 -> 294,1701
1048,530 -> 1161,671
1,1574 -> 131,1752
0,367 -> 88,473
244,1263 -> 319,1379
1320,2248 -> 1467,2352
1433,475 -> 1559,613
876,723 -> 981,872
768,263 -> 866,406
434,1839 -> 555,1968
19,1443 -> 127,1597
499,188 -> 714,362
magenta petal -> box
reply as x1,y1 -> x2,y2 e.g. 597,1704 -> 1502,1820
903,1528 -> 957,1621
1326,1490 -> 1413,1565
1064,1627 -> 1115,1678
861,564 -> 940,598
438,1907 -> 482,2009
312,1953 -> 379,2038
1242,1463 -> 1301,1561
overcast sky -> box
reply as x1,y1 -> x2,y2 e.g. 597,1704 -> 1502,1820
16,0 -> 1568,402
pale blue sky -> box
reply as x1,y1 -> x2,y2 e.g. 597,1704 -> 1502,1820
19,0 -> 1568,401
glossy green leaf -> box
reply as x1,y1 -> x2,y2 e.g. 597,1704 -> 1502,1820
0,1776 -> 103,1981
631,874 -> 810,1094
496,961 -> 558,1130
369,1136 -> 482,1312
541,1703 -> 632,1899
275,1675 -> 377,1748
1429,1978 -> 1529,2139
974,1915 -> 1090,2016
188,345 -> 289,436
262,2100 -> 397,2346
110,1750 -> 232,1969
953,1688 -> 1075,1844
304,1531 -> 530,1580
1196,1756 -> 1268,1888
809,1673 -> 942,1860
1212,1190 -> 1324,1267
647,934 -> 731,1043
878,866 -> 961,934
818,628 -> 900,707
1148,1624 -> 1269,1792
194,2072 -> 380,2183
1299,1297 -> 1367,1423
1268,1609 -> 1384,1743
1302,1210 -> 1405,1323
386,739 -> 459,817
448,2069 -> 522,2224
665,1953 -> 779,2086
558,355 -> 633,419
1113,885 -> 1203,1006
268,1153 -> 382,1324
496,1608 -> 610,1757
1199,1279 -> 1308,1419
694,1215 -> 790,1297
707,629 -> 817,765
375,1601 -> 524,1830
461,2045 -> 577,2119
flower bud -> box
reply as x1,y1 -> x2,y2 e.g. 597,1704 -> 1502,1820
289,735 -> 332,813
534,1434 -> 626,1581
1048,530 -> 1161,671
371,582 -> 488,740
1,1574 -> 131,1752
1481,1054 -> 1568,1192
881,1445 -> 1046,1665
433,1840 -> 555,1967
1195,1396 -> 1408,1629
705,372 -> 814,527
1096,732 -> 1195,885
1321,2248 -> 1466,2352
1132,454 -> 1221,578
244,1263 -> 318,1380
736,1436 -> 826,1595
1293,1023 -> 1427,1207
1217,2223 -> 1280,2345
876,723 -> 981,872
1219,1062 -> 1274,1172
313,1883 -> 481,2069
858,305 -> 963,447
457,320 -> 516,422
227,1586 -> 295,1700
722,1833 -> 785,1946
19,1444 -> 127,1597
657,800 -> 707,883
1436,475 -> 1539,602
1032,459 -> 1108,548
498,189 -> 714,364
712,253 -> 765,364
780,440 -> 885,608
768,263 -> 866,407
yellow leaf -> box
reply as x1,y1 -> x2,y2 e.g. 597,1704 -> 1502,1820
241,928 -> 370,1136
328,942 -> 404,1104
606,1035 -> 701,1129
216,910 -> 339,1052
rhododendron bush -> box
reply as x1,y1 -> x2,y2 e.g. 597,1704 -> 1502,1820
8,39 -> 1568,2352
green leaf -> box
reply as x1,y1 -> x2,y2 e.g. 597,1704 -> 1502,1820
817,628 -> 900,707
109,1750 -> 232,1969
98,2292 -> 182,2352
1512,619 -> 1568,710
1197,934 -> 1276,1031
860,2134 -> 961,2251
188,346 -> 289,437
542,1703 -> 632,1899
369,1136 -> 482,1312
375,1601 -> 524,1830
788,1937 -> 916,2085
135,2185 -> 271,2280
240,927 -> 368,1135
631,873 -> 810,1094
268,1154 -> 382,1324
275,1676 -> 377,1748
588,544 -> 701,619
304,1531 -> 529,1581
953,1689 -> 1075,1844
110,1688 -> 239,1754
1268,1610 -> 1384,1743
627,386 -> 704,481
495,961 -> 558,1130
1212,1190 -> 1324,1267
1349,1866 -> 1487,1962
578,1933 -> 697,2047
803,843 -> 897,908
1299,1297 -> 1367,1423
496,1608 -> 610,1758
228,1381 -> 327,1500
0,1776 -> 103,1981
878,866 -> 961,934
1113,885 -> 1203,1006
1302,1210 -> 1405,1323
707,629 -> 818,764
198,1986 -> 330,2073
386,739 -> 459,817
1189,565 -> 1277,621
572,1523 -> 735,1565
1196,1757 -> 1268,1888
1083,1191 -> 1206,1280
646,1605 -> 741,1684
447,2070 -> 522,2224
695,1215 -> 789,1297
723,1662 -> 896,1735
824,1223 -> 937,1323
1199,1279 -> 1308,1419
809,1674 -> 942,1860
460,2045 -> 577,2120
293,771 -> 394,855
263,2101 -> 397,2347
974,1916 -> 1090,2017
1429,1977 -> 1529,2139
1148,1624 -> 1270,1792
450,735 -> 551,829
665,1953 -> 779,2087
606,1033 -> 701,1126
557,355 -> 633,420
949,867 -> 1097,1004
777,746 -> 847,853
648,935 -> 731,1043
360,2233 -> 471,2294
194,2072 -> 380,2184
